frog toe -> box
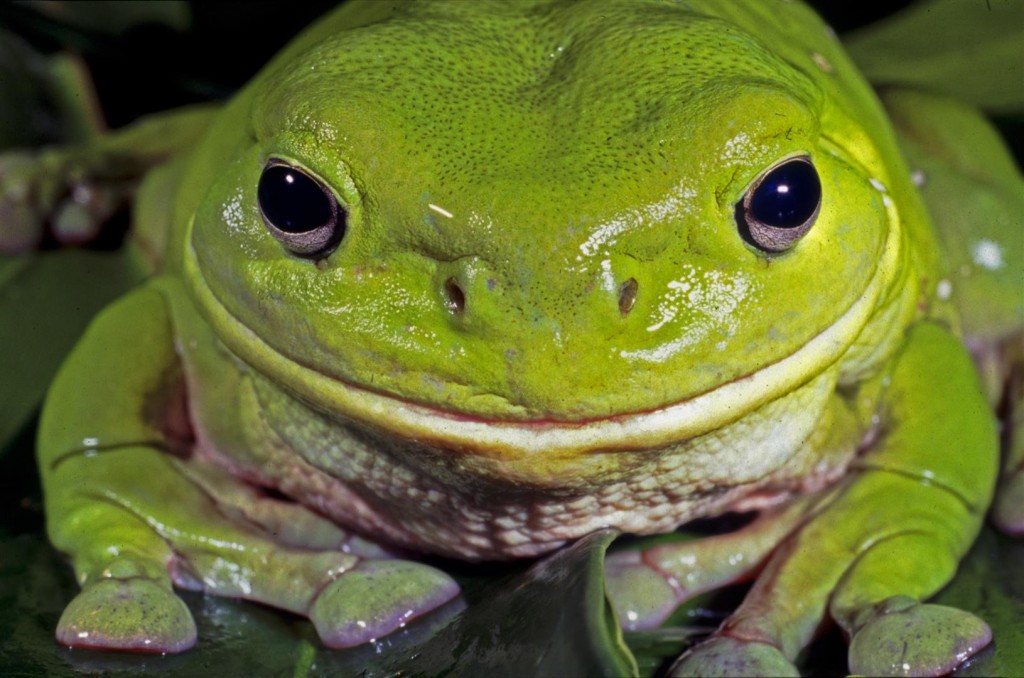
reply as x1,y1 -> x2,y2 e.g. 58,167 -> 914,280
848,598 -> 992,676
56,576 -> 197,653
309,560 -> 459,648
668,636 -> 798,677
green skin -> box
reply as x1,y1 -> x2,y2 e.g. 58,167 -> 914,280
28,0 -> 1022,674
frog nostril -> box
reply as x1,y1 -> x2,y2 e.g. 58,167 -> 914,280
618,278 -> 638,316
444,277 -> 466,314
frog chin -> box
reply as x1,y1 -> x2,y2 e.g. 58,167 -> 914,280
186,242 -> 891,460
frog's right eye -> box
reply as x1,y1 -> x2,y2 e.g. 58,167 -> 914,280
257,162 -> 346,257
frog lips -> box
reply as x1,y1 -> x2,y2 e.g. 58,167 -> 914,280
326,277 -> 874,456
186,245 -> 892,459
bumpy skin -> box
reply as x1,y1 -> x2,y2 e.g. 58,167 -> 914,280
34,0 -> 1021,672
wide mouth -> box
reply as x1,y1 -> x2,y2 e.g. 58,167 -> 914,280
183,220 -> 895,459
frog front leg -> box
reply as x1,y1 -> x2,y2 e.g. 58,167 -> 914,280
605,495 -> 817,632
39,283 -> 459,652
665,321 -> 997,677
0,105 -> 215,253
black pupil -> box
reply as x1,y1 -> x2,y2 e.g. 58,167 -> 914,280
749,160 -> 821,229
257,165 -> 333,234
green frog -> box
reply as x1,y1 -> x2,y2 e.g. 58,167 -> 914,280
15,1 -> 1022,675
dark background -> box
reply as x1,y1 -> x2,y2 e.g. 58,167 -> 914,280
1,1 -> 1018,161
0,1 -> 922,128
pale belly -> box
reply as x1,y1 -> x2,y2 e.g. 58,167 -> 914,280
193,362 -> 859,560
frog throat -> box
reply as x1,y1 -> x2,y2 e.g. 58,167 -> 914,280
184,201 -> 900,459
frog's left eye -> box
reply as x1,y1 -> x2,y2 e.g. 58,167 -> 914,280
737,157 -> 821,253
257,162 -> 346,257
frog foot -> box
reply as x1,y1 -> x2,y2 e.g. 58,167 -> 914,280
847,597 -> 992,676
667,636 -> 798,678
309,559 -> 460,648
993,470 -> 1024,536
56,567 -> 197,653
0,148 -> 126,252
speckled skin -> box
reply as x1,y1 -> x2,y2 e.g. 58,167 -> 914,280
182,0 -> 921,420
34,0 -> 1020,670
190,357 -> 852,559
163,0 -> 921,557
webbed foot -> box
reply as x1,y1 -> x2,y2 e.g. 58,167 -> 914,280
668,636 -> 798,677
56,566 -> 197,653
847,597 -> 992,676
310,560 -> 459,648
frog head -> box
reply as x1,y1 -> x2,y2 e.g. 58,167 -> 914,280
181,0 -> 923,464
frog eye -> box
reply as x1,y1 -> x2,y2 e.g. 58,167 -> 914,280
257,162 -> 346,257
737,157 -> 821,253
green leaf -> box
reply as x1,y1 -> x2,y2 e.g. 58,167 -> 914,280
941,528 -> 1024,676
0,250 -> 144,454
411,529 -> 637,677
844,0 -> 1024,114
